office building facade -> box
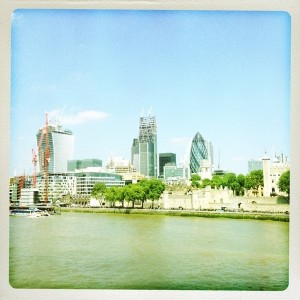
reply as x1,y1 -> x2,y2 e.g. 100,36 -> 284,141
132,113 -> 158,178
68,159 -> 102,172
189,132 -> 208,173
159,153 -> 176,178
164,165 -> 189,182
36,123 -> 74,174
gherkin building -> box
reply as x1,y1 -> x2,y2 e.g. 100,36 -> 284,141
189,132 -> 208,173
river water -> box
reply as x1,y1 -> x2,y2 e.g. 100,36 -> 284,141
9,212 -> 289,290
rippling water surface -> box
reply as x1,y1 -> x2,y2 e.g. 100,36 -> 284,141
9,212 -> 289,290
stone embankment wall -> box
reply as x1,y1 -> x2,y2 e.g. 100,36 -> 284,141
161,187 -> 289,213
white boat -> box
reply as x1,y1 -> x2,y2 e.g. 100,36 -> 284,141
27,210 -> 50,218
10,208 -> 50,217
27,212 -> 42,218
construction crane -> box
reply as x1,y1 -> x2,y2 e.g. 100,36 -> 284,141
32,149 -> 37,188
32,112 -> 50,203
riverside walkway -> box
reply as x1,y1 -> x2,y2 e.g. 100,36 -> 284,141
61,207 -> 289,222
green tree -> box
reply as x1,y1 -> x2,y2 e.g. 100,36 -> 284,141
222,173 -> 246,196
123,186 -> 131,208
124,184 -> 145,208
211,175 -> 224,189
190,174 -> 201,181
245,170 -> 263,191
139,178 -> 165,208
223,173 -> 237,190
278,170 -> 290,197
115,187 -> 126,207
104,187 -> 118,207
236,174 -> 246,196
190,174 -> 201,188
201,178 -> 212,188
91,182 -> 106,203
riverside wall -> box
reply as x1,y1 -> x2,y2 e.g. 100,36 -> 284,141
161,187 -> 289,213
61,207 -> 289,222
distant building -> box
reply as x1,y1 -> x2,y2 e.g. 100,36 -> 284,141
131,113 -> 158,178
159,153 -> 176,178
106,156 -> 131,171
131,138 -> 140,173
213,169 -> 227,176
206,141 -> 214,167
35,169 -> 125,203
36,122 -> 74,173
36,173 -> 77,203
186,132 -> 213,179
106,156 -> 145,183
74,170 -> 125,196
262,152 -> 290,197
18,188 -> 39,206
9,175 -> 32,203
68,159 -> 102,172
164,165 -> 189,184
248,159 -> 263,173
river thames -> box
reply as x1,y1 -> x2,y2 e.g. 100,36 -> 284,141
9,212 -> 289,290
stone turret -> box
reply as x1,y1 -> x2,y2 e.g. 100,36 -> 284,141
262,152 -> 271,197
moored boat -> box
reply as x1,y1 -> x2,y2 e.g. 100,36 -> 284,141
10,207 -> 50,217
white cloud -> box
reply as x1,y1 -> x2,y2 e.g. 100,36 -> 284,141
48,109 -> 109,125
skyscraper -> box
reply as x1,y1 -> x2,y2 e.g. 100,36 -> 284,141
36,122 -> 74,174
131,138 -> 140,172
189,132 -> 208,174
131,113 -> 157,178
185,132 -> 213,179
159,153 -> 176,178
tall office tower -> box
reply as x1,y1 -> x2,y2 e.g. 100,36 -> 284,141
185,132 -> 213,179
36,123 -> 74,174
139,114 -> 158,177
159,153 -> 176,178
131,138 -> 140,172
189,132 -> 208,174
131,113 -> 158,178
205,141 -> 214,167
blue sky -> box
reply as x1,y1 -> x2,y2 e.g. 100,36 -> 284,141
10,10 -> 290,176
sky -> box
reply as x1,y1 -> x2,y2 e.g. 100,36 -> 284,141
10,9 -> 291,176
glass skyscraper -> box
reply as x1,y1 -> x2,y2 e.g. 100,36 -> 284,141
159,153 -> 176,178
132,113 -> 157,178
36,124 -> 74,174
189,132 -> 210,174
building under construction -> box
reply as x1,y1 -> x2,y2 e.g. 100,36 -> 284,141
131,112 -> 158,178
36,118 -> 74,174
33,114 -> 74,203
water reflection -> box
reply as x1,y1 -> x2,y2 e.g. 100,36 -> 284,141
9,213 -> 288,290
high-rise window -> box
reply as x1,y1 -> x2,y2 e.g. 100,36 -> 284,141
36,124 -> 74,174
131,113 -> 157,178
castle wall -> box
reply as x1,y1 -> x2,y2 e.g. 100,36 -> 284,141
161,188 -> 289,213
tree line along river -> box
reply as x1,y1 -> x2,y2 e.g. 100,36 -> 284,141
9,212 -> 289,290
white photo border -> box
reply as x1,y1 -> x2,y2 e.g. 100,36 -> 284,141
1,1 -> 300,299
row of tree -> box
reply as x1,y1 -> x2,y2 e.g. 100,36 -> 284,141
91,170 -> 290,207
91,178 -> 166,208
191,169 -> 290,197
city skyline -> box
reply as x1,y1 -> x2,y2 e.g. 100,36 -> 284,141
10,10 -> 290,176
